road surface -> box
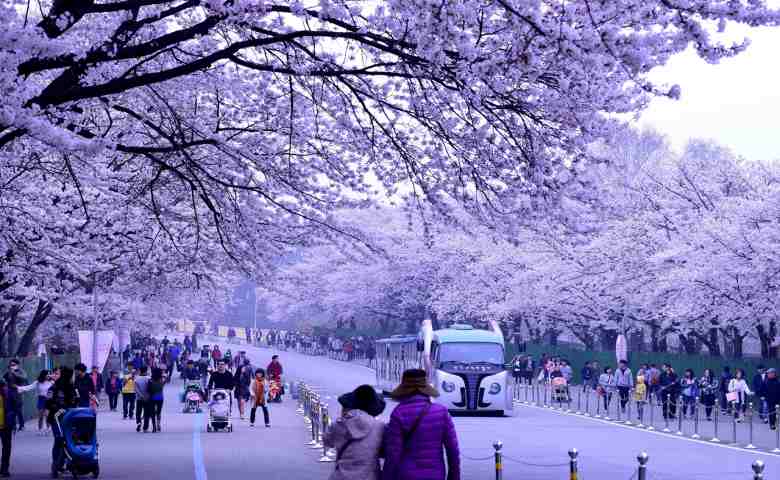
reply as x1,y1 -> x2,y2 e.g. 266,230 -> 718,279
8,338 -> 778,480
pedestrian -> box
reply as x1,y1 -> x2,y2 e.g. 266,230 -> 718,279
73,364 -> 95,409
89,366 -> 103,404
615,360 -> 633,413
728,368 -> 752,422
560,360 -> 573,384
134,366 -> 151,432
104,371 -> 121,412
680,368 -> 698,418
36,370 -> 54,435
234,364 -> 252,420
249,369 -> 270,428
647,364 -> 661,402
48,366 -> 77,478
581,361 -> 593,392
3,360 -> 28,432
324,384 -> 386,480
763,368 -> 780,430
145,368 -> 164,433
659,364 -> 678,419
0,378 -> 15,477
719,366 -> 733,414
698,368 -> 718,421
121,367 -> 136,420
634,374 -> 647,423
752,365 -> 768,423
598,367 -> 615,411
382,369 -> 460,480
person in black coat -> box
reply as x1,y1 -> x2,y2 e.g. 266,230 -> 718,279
48,367 -> 77,478
73,364 -> 94,408
659,364 -> 679,419
764,369 -> 780,430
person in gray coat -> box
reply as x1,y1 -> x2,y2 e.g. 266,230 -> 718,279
324,385 -> 386,480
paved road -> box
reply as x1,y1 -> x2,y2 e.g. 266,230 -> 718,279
8,339 -> 779,480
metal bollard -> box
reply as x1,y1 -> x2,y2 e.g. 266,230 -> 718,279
663,395 -> 671,433
595,391 -> 602,418
576,388 -> 582,415
711,398 -> 721,443
637,452 -> 649,480
647,393 -> 655,431
676,397 -> 684,435
746,402 -> 757,449
605,393 -> 612,421
569,448 -> 578,480
493,441 -> 503,480
692,399 -> 701,439
625,392 -> 633,425
319,403 -> 334,462
773,405 -> 780,454
584,388 -> 591,417
752,460 -> 764,480
617,395 -> 622,422
732,407 -> 738,445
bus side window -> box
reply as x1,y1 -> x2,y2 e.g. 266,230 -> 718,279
431,342 -> 439,367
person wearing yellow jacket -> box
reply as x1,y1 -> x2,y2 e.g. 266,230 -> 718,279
121,367 -> 137,420
634,375 -> 648,424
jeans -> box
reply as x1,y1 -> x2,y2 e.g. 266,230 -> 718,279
144,400 -> 163,431
250,405 -> 269,425
51,422 -> 65,473
662,394 -> 677,419
108,393 -> 119,411
123,393 -> 136,418
0,427 -> 12,474
682,396 -> 696,417
618,387 -> 630,411
136,399 -> 147,426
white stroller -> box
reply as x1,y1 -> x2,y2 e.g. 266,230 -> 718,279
207,389 -> 233,432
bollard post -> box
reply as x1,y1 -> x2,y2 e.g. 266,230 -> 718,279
637,452 -> 649,480
647,393 -> 655,431
732,406 -> 738,445
752,460 -> 764,480
676,397 -> 684,435
584,388 -> 591,417
773,404 -> 780,454
692,398 -> 701,439
576,388 -> 582,415
746,402 -> 757,449
663,395 -> 671,433
604,393 -> 612,421
319,403 -> 334,462
568,448 -> 578,480
617,394 -> 622,423
711,398 -> 721,443
493,441 -> 503,480
625,391 -> 633,425
595,391 -> 602,419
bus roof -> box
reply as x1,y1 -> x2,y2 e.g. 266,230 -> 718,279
375,335 -> 417,344
434,327 -> 504,345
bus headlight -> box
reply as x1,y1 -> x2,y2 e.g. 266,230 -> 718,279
489,382 -> 502,395
441,381 -> 456,393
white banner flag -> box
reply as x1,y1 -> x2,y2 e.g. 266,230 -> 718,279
78,330 -> 115,372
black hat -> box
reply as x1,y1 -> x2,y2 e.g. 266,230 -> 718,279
390,369 -> 439,400
338,385 -> 386,417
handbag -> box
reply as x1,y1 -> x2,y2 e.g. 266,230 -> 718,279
726,391 -> 739,403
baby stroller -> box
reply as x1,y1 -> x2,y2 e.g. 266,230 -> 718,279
551,376 -> 570,405
182,381 -> 204,413
54,408 -> 100,478
207,389 -> 232,432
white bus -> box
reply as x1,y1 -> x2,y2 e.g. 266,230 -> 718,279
375,321 -> 512,416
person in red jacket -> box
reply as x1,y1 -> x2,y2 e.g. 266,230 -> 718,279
266,355 -> 283,380
383,369 -> 460,480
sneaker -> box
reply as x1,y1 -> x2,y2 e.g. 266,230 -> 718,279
265,424 -> 270,428
250,423 -> 255,427
1,471 -> 10,477
136,424 -> 141,433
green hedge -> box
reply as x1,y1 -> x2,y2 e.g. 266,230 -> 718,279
506,343 -> 777,384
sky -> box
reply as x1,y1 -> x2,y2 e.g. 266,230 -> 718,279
638,26 -> 780,161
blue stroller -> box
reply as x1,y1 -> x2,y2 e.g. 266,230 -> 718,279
54,408 -> 100,478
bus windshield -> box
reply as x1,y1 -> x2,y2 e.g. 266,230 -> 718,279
438,343 -> 504,365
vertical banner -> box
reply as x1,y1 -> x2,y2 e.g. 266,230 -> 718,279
615,333 -> 628,364
117,328 -> 131,354
78,330 -> 116,372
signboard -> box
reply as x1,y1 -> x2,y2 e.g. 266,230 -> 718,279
615,333 -> 628,364
78,330 -> 115,372
218,325 -> 229,337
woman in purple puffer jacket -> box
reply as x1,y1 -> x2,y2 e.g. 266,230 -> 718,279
383,369 -> 460,480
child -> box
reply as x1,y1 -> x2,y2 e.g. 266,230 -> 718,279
634,375 -> 647,423
249,369 -> 270,428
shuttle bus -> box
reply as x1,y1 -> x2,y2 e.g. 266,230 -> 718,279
375,321 -> 512,415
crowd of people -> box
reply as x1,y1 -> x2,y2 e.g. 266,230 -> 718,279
256,330 -> 379,367
512,353 -> 780,428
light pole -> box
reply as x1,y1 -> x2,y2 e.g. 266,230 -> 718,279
252,284 -> 257,344
91,273 -> 99,370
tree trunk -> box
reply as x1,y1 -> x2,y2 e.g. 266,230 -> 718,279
545,328 -> 559,347
756,322 -> 777,360
599,328 -> 618,351
15,300 -> 53,357
678,334 -> 700,355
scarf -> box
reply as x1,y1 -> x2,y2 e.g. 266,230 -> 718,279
253,380 -> 266,406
